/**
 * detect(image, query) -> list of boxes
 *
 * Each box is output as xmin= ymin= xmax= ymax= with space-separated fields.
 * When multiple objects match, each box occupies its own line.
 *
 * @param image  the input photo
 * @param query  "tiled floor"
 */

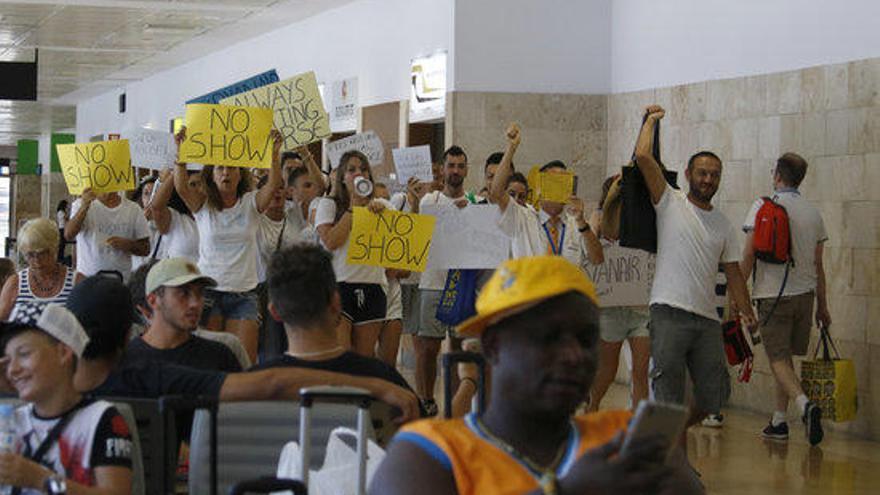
xmin=602 ymin=385 xmax=877 ymax=495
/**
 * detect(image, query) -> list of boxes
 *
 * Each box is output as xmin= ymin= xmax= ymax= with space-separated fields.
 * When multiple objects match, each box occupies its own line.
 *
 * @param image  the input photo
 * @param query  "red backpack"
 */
xmin=752 ymin=197 xmax=791 ymax=264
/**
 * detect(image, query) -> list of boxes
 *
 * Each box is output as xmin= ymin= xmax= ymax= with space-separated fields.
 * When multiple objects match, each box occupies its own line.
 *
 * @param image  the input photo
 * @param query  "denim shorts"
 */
xmin=600 ymin=306 xmax=650 ymax=343
xmin=201 ymin=288 xmax=260 ymax=322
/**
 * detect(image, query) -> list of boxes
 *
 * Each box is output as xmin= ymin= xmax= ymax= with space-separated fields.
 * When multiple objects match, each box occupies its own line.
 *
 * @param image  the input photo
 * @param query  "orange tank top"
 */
xmin=396 ymin=410 xmax=632 ymax=495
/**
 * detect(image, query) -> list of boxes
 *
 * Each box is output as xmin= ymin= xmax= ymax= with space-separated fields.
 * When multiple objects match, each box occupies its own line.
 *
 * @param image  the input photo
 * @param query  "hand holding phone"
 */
xmin=620 ymin=400 xmax=689 ymax=460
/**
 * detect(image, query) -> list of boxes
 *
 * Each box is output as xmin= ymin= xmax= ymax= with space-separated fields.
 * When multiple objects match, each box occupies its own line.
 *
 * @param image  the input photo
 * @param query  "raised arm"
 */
xmin=569 ymin=197 xmax=604 ymax=265
xmin=255 ymin=130 xmax=284 ymax=213
xmin=297 ymin=145 xmax=327 ymax=196
xmin=173 ymin=128 xmax=206 ymax=214
xmin=148 ymin=169 xmax=175 ymax=234
xmin=316 ymin=207 xmax=354 ymax=251
xmin=633 ymin=105 xmax=668 ymax=205
xmin=489 ymin=123 xmax=521 ymax=211
xmin=64 ymin=189 xmax=95 ymax=241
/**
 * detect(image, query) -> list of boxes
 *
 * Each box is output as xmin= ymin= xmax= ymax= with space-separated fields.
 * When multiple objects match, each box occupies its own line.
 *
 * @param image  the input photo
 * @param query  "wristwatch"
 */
xmin=44 ymin=474 xmax=67 ymax=495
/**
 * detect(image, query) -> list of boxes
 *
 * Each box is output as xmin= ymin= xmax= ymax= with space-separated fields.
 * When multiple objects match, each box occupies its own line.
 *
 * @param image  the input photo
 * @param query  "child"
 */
xmin=0 ymin=305 xmax=133 ymax=494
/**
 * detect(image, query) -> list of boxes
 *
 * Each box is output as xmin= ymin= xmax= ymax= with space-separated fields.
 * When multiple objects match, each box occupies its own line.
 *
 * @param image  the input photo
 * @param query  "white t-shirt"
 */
xmin=164 ymin=210 xmax=200 ymax=263
xmin=313 ymin=197 xmax=393 ymax=285
xmin=71 ymin=196 xmax=150 ymax=282
xmin=498 ymin=201 xmax=587 ymax=267
xmin=194 ymin=191 xmax=261 ymax=292
xmin=651 ymin=188 xmax=740 ymax=322
xmin=743 ymin=189 xmax=827 ymax=299
xmin=256 ymin=213 xmax=283 ymax=283
xmin=418 ymin=191 xmax=463 ymax=291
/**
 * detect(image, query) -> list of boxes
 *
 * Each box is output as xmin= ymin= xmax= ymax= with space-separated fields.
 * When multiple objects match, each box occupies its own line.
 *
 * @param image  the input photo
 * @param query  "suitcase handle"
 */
xmin=298 ymin=386 xmax=373 ymax=495
xmin=300 ymin=386 xmax=373 ymax=409
xmin=228 ymin=477 xmax=306 ymax=495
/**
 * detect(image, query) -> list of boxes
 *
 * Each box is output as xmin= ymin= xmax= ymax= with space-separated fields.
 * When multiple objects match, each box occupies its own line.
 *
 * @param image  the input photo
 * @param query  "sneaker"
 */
xmin=422 ymin=399 xmax=439 ymax=417
xmin=803 ymin=401 xmax=824 ymax=446
xmin=761 ymin=421 xmax=789 ymax=440
xmin=701 ymin=414 xmax=724 ymax=428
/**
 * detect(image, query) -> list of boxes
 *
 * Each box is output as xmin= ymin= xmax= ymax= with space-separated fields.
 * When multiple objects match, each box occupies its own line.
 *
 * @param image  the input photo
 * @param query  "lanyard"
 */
xmin=542 ymin=222 xmax=566 ymax=255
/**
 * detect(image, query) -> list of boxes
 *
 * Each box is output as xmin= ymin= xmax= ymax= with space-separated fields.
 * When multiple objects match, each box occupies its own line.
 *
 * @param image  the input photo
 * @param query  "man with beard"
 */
xmin=634 ymin=105 xmax=756 ymax=430
xmin=125 ymin=257 xmax=242 ymax=372
xmin=414 ymin=145 xmax=470 ymax=416
xmin=370 ymin=256 xmax=703 ymax=495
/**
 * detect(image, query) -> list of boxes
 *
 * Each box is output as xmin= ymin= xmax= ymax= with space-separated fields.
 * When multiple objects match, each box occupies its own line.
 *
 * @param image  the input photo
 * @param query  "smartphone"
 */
xmin=572 ymin=175 xmax=579 ymax=195
xmin=620 ymin=400 xmax=689 ymax=460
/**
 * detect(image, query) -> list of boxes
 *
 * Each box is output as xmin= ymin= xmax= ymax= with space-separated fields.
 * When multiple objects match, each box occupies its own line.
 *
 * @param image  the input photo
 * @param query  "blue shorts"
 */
xmin=202 ymin=288 xmax=260 ymax=322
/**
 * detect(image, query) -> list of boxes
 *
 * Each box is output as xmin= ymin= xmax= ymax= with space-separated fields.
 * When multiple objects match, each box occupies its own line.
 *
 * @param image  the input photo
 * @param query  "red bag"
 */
xmin=723 ymin=319 xmax=753 ymax=382
xmin=752 ymin=197 xmax=791 ymax=264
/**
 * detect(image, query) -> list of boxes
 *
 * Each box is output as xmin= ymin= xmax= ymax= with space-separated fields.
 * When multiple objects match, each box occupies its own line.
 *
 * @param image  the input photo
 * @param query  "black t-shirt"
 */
xmin=126 ymin=335 xmax=242 ymax=372
xmin=249 ymin=351 xmax=412 ymax=391
xmin=89 ymin=361 xmax=227 ymax=400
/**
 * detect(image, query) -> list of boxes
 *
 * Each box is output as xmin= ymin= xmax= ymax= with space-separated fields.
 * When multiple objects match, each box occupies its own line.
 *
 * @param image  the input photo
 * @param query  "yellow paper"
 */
xmin=526 ymin=165 xmax=541 ymax=208
xmin=539 ymin=172 xmax=575 ymax=204
xmin=220 ymin=71 xmax=331 ymax=149
xmin=347 ymin=207 xmax=436 ymax=272
xmin=57 ymin=140 xmax=136 ymax=195
xmin=179 ymin=103 xmax=274 ymax=168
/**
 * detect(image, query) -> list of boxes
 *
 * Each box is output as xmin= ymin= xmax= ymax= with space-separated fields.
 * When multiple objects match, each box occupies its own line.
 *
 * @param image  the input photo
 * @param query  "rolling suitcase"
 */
xmin=442 ymin=351 xmax=487 ymax=419
xmin=298 ymin=386 xmax=374 ymax=495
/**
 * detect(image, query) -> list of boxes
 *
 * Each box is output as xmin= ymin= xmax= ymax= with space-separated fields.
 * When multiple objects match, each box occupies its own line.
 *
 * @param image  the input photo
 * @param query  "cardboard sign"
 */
xmin=422 ymin=204 xmax=510 ymax=270
xmin=57 ymin=140 xmax=136 ymax=195
xmin=582 ymin=242 xmax=655 ymax=307
xmin=124 ymin=127 xmax=176 ymax=170
xmin=347 ymin=207 xmax=436 ymax=272
xmin=392 ymin=145 xmax=433 ymax=185
xmin=187 ymin=69 xmax=279 ymax=105
xmin=220 ymin=71 xmax=331 ymax=149
xmin=326 ymin=131 xmax=384 ymax=170
xmin=179 ymin=104 xmax=274 ymax=169
xmin=539 ymin=172 xmax=575 ymax=203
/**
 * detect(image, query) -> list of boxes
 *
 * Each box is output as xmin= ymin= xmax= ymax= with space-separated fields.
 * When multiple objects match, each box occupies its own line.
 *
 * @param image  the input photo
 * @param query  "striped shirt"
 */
xmin=10 ymin=267 xmax=76 ymax=324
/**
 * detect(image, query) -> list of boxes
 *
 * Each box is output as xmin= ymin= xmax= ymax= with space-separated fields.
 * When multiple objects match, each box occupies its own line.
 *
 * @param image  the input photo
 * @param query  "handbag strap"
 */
xmin=150 ymin=235 xmax=164 ymax=260
xmin=812 ymin=323 xmax=839 ymax=361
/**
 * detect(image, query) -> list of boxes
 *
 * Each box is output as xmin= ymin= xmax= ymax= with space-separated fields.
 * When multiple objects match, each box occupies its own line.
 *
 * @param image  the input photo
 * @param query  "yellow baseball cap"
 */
xmin=456 ymin=256 xmax=599 ymax=337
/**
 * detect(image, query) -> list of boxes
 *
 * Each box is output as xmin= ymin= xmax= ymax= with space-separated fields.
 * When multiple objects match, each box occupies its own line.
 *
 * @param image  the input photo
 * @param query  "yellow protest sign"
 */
xmin=56 ymin=140 xmax=136 ymax=195
xmin=539 ymin=171 xmax=575 ymax=204
xmin=220 ymin=71 xmax=331 ymax=149
xmin=347 ymin=207 xmax=436 ymax=272
xmin=179 ymin=104 xmax=274 ymax=168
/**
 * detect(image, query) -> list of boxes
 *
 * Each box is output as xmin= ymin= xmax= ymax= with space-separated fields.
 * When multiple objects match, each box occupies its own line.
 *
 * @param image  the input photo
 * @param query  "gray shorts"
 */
xmin=417 ymin=289 xmax=455 ymax=339
xmin=758 ymin=292 xmax=814 ymax=361
xmin=600 ymin=306 xmax=650 ymax=343
xmin=649 ymin=304 xmax=726 ymax=414
xmin=401 ymin=284 xmax=421 ymax=334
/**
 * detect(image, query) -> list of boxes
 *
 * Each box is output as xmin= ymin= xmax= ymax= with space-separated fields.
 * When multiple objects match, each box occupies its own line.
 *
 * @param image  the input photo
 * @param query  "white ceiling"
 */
xmin=0 ymin=0 xmax=355 ymax=146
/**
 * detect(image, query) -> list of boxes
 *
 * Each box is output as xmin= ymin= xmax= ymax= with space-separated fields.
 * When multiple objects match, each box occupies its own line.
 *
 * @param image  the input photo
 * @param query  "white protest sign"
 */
xmin=123 ymin=127 xmax=176 ymax=170
xmin=392 ymin=145 xmax=433 ymax=185
xmin=327 ymin=131 xmax=384 ymax=170
xmin=422 ymin=204 xmax=510 ymax=270
xmin=330 ymin=77 xmax=358 ymax=132
xmin=581 ymin=242 xmax=655 ymax=307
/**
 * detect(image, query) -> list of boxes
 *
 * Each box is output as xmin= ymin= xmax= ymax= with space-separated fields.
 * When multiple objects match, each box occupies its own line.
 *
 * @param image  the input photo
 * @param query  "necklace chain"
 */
xmin=285 ymin=346 xmax=344 ymax=359
xmin=474 ymin=416 xmax=568 ymax=477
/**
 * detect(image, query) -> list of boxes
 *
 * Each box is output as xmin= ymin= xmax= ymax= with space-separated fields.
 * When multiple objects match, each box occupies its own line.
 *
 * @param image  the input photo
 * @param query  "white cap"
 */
xmin=37 ymin=304 xmax=91 ymax=358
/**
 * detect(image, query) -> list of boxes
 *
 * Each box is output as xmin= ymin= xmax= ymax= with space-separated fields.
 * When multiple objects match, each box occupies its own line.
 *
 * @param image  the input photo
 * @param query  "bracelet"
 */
xmin=578 ymin=223 xmax=591 ymax=233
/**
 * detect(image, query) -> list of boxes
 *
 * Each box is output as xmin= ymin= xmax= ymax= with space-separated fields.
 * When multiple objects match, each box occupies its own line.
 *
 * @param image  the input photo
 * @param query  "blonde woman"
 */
xmin=0 ymin=218 xmax=77 ymax=323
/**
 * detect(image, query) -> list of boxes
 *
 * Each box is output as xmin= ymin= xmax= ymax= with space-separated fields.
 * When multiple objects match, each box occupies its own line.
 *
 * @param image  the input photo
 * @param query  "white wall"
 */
xmin=77 ymin=0 xmax=452 ymax=141
xmin=453 ymin=0 xmax=612 ymax=94
xmin=611 ymin=0 xmax=880 ymax=92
